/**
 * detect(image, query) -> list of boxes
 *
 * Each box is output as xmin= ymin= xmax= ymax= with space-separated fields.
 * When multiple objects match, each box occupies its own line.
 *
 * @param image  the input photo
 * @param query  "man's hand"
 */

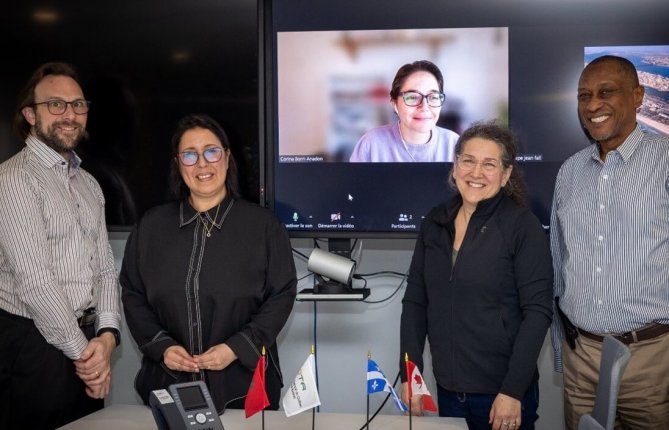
xmin=194 ymin=343 xmax=237 ymax=371
xmin=74 ymin=332 xmax=115 ymax=381
xmin=401 ymin=381 xmax=424 ymax=416
xmin=85 ymin=373 xmax=111 ymax=399
xmin=163 ymin=345 xmax=200 ymax=372
xmin=74 ymin=332 xmax=116 ymax=398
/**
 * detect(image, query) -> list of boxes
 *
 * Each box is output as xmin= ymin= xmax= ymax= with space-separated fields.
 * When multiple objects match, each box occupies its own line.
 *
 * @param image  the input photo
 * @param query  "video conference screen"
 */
xmin=263 ymin=0 xmax=669 ymax=238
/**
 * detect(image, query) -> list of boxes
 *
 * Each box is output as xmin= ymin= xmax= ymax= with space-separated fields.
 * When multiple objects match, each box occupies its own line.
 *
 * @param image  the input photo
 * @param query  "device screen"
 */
xmin=176 ymin=385 xmax=208 ymax=411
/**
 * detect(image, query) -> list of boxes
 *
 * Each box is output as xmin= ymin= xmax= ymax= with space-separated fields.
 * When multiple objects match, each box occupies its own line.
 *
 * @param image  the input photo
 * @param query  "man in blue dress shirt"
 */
xmin=550 ymin=55 xmax=669 ymax=429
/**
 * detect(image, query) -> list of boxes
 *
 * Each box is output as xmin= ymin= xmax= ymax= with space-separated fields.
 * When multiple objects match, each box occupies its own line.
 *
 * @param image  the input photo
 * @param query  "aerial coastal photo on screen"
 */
xmin=586 ymin=45 xmax=669 ymax=138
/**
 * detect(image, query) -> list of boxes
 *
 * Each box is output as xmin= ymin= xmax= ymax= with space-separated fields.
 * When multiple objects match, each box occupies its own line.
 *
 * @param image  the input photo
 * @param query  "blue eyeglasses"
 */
xmin=177 ymin=147 xmax=225 ymax=166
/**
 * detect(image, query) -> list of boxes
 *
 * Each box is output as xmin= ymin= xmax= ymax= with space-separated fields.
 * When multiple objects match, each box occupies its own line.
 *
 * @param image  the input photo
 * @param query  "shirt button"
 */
xmin=602 ymin=174 xmax=608 ymax=180
xmin=599 ymin=204 xmax=605 ymax=210
xmin=598 ymin=235 xmax=603 ymax=241
xmin=596 ymin=267 xmax=601 ymax=273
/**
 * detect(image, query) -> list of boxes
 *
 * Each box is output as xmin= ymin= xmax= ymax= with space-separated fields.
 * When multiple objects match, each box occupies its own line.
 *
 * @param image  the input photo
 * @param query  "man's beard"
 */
xmin=34 ymin=116 xmax=89 ymax=154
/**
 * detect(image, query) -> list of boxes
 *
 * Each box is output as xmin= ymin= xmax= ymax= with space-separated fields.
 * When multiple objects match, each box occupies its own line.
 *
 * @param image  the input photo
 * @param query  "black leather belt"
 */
xmin=77 ymin=308 xmax=97 ymax=327
xmin=577 ymin=323 xmax=669 ymax=345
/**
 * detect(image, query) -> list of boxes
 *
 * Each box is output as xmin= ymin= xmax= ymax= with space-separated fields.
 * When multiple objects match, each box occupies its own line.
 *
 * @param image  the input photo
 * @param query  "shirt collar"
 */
xmin=179 ymin=194 xmax=234 ymax=228
xmin=25 ymin=134 xmax=82 ymax=170
xmin=590 ymin=125 xmax=644 ymax=164
xmin=432 ymin=190 xmax=505 ymax=226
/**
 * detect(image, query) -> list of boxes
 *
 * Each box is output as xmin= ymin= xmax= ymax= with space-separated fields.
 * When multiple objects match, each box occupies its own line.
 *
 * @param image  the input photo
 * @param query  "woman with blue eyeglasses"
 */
xmin=120 ymin=114 xmax=296 ymax=414
xmin=399 ymin=122 xmax=552 ymax=430
xmin=349 ymin=60 xmax=459 ymax=162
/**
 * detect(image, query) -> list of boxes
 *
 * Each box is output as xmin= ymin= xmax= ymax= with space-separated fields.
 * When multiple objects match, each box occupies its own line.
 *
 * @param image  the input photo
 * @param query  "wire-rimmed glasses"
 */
xmin=456 ymin=155 xmax=503 ymax=173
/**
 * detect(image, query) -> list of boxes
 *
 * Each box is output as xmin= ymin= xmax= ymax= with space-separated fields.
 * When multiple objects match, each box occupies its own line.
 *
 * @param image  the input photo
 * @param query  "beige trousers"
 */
xmin=562 ymin=331 xmax=669 ymax=430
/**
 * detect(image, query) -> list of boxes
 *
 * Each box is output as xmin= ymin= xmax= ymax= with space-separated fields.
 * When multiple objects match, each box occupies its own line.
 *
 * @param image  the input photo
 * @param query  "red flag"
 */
xmin=245 ymin=353 xmax=270 ymax=418
xmin=405 ymin=358 xmax=438 ymax=412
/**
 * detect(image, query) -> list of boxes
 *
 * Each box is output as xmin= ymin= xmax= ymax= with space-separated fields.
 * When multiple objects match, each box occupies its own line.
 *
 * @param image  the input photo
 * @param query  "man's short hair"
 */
xmin=13 ymin=62 xmax=81 ymax=140
xmin=584 ymin=55 xmax=640 ymax=87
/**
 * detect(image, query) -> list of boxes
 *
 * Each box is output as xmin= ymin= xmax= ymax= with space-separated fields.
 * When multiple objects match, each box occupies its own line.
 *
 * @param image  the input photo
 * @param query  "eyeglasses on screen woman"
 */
xmin=456 ymin=155 xmax=503 ymax=173
xmin=177 ymin=147 xmax=225 ymax=166
xmin=33 ymin=99 xmax=91 ymax=115
xmin=399 ymin=91 xmax=445 ymax=107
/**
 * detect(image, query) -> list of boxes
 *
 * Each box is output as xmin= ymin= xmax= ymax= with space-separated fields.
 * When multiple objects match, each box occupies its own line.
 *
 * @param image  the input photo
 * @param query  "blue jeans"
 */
xmin=437 ymin=381 xmax=539 ymax=430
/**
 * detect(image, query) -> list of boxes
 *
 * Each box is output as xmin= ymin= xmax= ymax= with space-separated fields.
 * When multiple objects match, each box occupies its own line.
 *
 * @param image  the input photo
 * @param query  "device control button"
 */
xmin=195 ymin=413 xmax=207 ymax=424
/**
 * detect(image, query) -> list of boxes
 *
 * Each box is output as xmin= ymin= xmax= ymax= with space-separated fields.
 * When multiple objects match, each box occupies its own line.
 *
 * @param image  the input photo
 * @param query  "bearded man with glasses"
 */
xmin=0 ymin=62 xmax=121 ymax=428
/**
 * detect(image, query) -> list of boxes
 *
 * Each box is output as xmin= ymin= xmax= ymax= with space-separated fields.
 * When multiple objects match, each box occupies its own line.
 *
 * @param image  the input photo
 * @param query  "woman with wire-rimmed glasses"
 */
xmin=400 ymin=122 xmax=552 ymax=429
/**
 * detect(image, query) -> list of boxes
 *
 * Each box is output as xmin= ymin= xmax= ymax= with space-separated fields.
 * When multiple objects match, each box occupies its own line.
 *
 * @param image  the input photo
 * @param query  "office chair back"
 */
xmin=578 ymin=336 xmax=631 ymax=430
xmin=578 ymin=414 xmax=605 ymax=430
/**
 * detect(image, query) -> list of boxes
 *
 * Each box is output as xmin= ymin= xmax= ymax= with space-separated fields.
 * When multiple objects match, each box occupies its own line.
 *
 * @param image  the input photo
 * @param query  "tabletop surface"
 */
xmin=58 ymin=404 xmax=468 ymax=430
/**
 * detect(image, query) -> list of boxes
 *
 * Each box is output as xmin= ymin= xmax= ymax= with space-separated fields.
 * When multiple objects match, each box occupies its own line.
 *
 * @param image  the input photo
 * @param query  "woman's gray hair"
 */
xmin=449 ymin=120 xmax=527 ymax=206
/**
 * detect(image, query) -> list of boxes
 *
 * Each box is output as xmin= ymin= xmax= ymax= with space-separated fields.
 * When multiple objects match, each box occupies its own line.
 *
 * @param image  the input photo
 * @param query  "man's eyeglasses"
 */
xmin=456 ymin=155 xmax=503 ymax=173
xmin=177 ymin=147 xmax=225 ymax=166
xmin=399 ymin=91 xmax=445 ymax=107
xmin=33 ymin=99 xmax=91 ymax=115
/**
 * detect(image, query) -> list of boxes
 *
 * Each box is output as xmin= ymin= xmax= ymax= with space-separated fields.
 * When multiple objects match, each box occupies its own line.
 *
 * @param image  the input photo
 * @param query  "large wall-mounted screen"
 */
xmin=262 ymin=0 xmax=669 ymax=238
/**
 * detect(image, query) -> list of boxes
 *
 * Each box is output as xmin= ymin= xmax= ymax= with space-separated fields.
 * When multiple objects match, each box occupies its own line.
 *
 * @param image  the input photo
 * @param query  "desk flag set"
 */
xmin=367 ymin=357 xmax=408 ymax=412
xmin=405 ymin=355 xmax=437 ymax=412
xmin=282 ymin=349 xmax=321 ymax=417
xmin=245 ymin=347 xmax=270 ymax=418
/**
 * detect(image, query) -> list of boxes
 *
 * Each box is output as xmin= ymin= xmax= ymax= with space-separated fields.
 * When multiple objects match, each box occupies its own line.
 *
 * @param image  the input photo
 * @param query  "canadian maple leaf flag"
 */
xmin=405 ymin=359 xmax=437 ymax=412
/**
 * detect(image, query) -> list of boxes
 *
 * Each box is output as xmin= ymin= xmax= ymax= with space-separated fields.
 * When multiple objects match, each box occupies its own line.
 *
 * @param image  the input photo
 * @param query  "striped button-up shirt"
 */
xmin=0 ymin=135 xmax=120 ymax=360
xmin=550 ymin=125 xmax=669 ymax=371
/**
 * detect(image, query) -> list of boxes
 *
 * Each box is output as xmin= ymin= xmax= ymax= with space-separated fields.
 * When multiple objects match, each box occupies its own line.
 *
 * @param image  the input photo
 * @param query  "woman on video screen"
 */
xmin=349 ymin=60 xmax=459 ymax=162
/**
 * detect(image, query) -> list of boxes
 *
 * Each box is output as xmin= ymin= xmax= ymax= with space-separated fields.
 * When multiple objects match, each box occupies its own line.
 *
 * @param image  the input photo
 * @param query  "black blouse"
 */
xmin=120 ymin=196 xmax=297 ymax=412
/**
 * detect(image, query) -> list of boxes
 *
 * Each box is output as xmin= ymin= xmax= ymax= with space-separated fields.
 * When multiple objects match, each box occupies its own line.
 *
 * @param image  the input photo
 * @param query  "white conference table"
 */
xmin=58 ymin=404 xmax=467 ymax=429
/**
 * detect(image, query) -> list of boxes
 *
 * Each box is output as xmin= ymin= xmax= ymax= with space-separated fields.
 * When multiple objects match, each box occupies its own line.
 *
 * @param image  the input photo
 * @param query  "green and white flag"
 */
xmin=282 ymin=353 xmax=321 ymax=417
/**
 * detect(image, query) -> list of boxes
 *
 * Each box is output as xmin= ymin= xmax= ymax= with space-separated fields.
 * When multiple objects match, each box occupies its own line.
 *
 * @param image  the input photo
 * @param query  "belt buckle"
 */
xmin=78 ymin=308 xmax=97 ymax=327
xmin=617 ymin=332 xmax=634 ymax=345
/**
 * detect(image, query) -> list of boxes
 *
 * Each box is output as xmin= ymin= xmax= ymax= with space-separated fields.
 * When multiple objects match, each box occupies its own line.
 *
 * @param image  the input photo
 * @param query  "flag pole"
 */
xmin=262 ymin=346 xmax=266 ymax=430
xmin=366 ymin=350 xmax=371 ymax=430
xmin=312 ymin=344 xmax=316 ymax=430
xmin=405 ymin=353 xmax=412 ymax=430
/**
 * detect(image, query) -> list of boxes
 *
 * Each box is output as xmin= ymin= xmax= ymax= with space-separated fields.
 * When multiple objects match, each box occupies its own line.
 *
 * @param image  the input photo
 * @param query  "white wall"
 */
xmin=107 ymin=235 xmax=564 ymax=429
